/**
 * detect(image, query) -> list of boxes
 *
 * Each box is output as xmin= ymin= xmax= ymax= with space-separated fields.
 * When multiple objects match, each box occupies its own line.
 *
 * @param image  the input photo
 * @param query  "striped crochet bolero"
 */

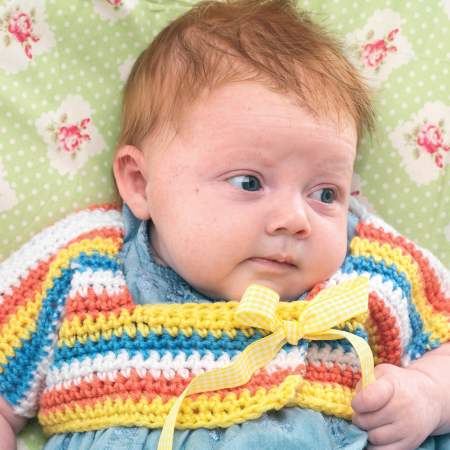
xmin=0 ymin=204 xmax=448 ymax=435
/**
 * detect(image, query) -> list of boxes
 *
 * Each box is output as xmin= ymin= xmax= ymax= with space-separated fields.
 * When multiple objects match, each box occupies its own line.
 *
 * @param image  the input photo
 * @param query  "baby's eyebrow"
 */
xmin=311 ymin=159 xmax=354 ymax=177
xmin=212 ymin=144 xmax=276 ymax=167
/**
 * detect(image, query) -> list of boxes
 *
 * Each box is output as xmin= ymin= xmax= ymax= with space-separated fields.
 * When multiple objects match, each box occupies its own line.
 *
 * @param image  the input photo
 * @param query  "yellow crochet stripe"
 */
xmin=58 ymin=302 xmax=242 ymax=346
xmin=58 ymin=301 xmax=367 ymax=348
xmin=39 ymin=376 xmax=301 ymax=434
xmin=0 ymin=237 xmax=120 ymax=370
xmin=0 ymin=302 xmax=40 ymax=367
xmin=295 ymin=379 xmax=354 ymax=420
xmin=351 ymin=237 xmax=449 ymax=343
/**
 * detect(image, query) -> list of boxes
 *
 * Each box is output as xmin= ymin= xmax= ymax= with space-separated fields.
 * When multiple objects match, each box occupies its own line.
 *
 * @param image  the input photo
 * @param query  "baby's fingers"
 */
xmin=366 ymin=424 xmax=406 ymax=450
xmin=367 ymin=442 xmax=405 ymax=450
xmin=352 ymin=377 xmax=394 ymax=414
xmin=352 ymin=410 xmax=392 ymax=431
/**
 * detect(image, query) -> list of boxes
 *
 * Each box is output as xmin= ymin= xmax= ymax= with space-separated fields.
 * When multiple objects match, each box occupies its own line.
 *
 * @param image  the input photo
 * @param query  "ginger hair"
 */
xmin=118 ymin=0 xmax=374 ymax=149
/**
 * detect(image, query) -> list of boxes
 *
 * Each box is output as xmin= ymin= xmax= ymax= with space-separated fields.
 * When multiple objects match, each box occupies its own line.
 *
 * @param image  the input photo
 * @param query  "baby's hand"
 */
xmin=351 ymin=364 xmax=441 ymax=450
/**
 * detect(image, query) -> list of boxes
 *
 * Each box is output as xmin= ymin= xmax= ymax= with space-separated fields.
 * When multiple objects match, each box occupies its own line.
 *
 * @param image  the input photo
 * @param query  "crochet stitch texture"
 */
xmin=0 ymin=204 xmax=448 ymax=434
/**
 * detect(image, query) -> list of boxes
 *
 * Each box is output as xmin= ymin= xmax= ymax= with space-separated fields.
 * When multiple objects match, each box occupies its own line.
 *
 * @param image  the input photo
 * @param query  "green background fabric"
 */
xmin=0 ymin=0 xmax=448 ymax=448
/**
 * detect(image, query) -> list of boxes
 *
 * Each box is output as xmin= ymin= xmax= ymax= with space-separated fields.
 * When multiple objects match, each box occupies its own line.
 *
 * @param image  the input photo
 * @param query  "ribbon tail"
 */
xmin=337 ymin=330 xmax=375 ymax=387
xmin=307 ymin=329 xmax=375 ymax=388
xmin=157 ymin=385 xmax=190 ymax=450
xmin=157 ymin=329 xmax=287 ymax=450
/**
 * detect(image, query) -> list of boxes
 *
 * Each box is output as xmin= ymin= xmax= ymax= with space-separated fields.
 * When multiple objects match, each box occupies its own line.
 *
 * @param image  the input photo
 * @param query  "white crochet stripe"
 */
xmin=349 ymin=197 xmax=370 ymax=221
xmin=325 ymin=270 xmax=362 ymax=290
xmin=0 ymin=208 xmax=123 ymax=301
xmin=69 ymin=267 xmax=127 ymax=299
xmin=363 ymin=211 xmax=402 ymax=237
xmin=328 ymin=270 xmax=411 ymax=354
xmin=265 ymin=346 xmax=307 ymax=375
xmin=44 ymin=347 xmax=307 ymax=391
xmin=306 ymin=342 xmax=360 ymax=370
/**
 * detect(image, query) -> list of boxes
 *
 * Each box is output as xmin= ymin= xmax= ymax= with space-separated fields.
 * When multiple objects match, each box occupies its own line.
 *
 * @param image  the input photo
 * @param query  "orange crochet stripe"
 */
xmin=0 ymin=226 xmax=124 ymax=328
xmin=304 ymin=360 xmax=360 ymax=389
xmin=305 ymin=282 xmax=327 ymax=300
xmin=367 ymin=291 xmax=402 ymax=365
xmin=356 ymin=222 xmax=449 ymax=314
xmin=0 ymin=257 xmax=52 ymax=328
xmin=65 ymin=288 xmax=135 ymax=320
xmin=41 ymin=365 xmax=306 ymax=410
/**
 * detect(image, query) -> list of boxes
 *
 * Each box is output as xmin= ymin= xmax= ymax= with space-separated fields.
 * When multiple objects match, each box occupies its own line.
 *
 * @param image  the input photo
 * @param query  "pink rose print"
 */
xmin=49 ymin=116 xmax=92 ymax=157
xmin=409 ymin=121 xmax=450 ymax=169
xmin=361 ymin=28 xmax=399 ymax=70
xmin=3 ymin=8 xmax=40 ymax=59
xmin=417 ymin=124 xmax=446 ymax=154
xmin=106 ymin=0 xmax=123 ymax=9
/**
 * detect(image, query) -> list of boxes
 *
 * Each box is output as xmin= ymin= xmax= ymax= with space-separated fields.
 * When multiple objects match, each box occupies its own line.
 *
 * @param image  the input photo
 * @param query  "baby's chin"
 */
xmin=248 ymin=279 xmax=309 ymax=301
xmin=198 ymin=279 xmax=319 ymax=302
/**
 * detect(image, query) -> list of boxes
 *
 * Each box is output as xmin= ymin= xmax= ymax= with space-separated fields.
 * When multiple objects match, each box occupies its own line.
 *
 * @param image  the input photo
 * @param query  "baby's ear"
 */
xmin=113 ymin=145 xmax=151 ymax=220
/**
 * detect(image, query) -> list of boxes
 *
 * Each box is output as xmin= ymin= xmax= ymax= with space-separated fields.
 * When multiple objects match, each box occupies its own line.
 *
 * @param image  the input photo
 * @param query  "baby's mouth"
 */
xmin=248 ymin=255 xmax=298 ymax=269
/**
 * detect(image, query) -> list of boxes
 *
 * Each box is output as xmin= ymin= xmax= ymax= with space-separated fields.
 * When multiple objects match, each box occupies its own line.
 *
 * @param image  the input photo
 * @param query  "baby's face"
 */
xmin=143 ymin=82 xmax=357 ymax=300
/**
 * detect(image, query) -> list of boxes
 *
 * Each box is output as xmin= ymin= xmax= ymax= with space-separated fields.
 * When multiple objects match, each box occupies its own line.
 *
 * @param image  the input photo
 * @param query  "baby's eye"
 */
xmin=310 ymin=187 xmax=337 ymax=204
xmin=227 ymin=175 xmax=262 ymax=191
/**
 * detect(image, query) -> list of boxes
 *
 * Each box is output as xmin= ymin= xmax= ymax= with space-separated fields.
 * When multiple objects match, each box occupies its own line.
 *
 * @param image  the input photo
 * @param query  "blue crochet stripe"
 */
xmin=0 ymin=252 xmax=119 ymax=407
xmin=53 ymin=329 xmax=273 ymax=366
xmin=341 ymin=255 xmax=412 ymax=297
xmin=53 ymin=334 xmax=308 ymax=369
xmin=341 ymin=255 xmax=436 ymax=358
xmin=75 ymin=251 xmax=123 ymax=273
xmin=0 ymin=267 xmax=71 ymax=406
xmin=308 ymin=325 xmax=368 ymax=354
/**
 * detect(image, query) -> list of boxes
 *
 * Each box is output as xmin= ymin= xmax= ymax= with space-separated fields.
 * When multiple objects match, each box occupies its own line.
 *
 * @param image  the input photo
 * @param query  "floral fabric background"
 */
xmin=0 ymin=0 xmax=448 ymax=448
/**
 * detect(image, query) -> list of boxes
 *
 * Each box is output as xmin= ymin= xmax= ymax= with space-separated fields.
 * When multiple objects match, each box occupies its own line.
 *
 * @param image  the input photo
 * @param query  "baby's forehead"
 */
xmin=176 ymin=82 xmax=358 ymax=147
xmin=142 ymin=82 xmax=357 ymax=173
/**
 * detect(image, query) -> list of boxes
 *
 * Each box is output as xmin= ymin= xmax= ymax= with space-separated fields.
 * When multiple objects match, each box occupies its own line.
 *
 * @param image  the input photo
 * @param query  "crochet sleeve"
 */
xmin=0 ymin=205 xmax=123 ymax=417
xmin=348 ymin=212 xmax=450 ymax=367
xmin=294 ymin=211 xmax=449 ymax=419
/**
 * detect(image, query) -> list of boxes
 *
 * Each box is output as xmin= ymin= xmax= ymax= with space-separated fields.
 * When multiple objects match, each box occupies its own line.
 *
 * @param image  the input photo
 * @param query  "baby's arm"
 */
xmin=0 ymin=396 xmax=27 ymax=450
xmin=352 ymin=342 xmax=450 ymax=450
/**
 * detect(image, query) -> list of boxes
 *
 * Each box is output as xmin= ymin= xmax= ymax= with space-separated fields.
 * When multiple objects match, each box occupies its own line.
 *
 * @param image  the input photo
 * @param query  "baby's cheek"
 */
xmin=317 ymin=225 xmax=347 ymax=275
xmin=168 ymin=236 xmax=229 ymax=286
xmin=336 ymin=229 xmax=348 ymax=262
xmin=334 ymin=227 xmax=348 ymax=260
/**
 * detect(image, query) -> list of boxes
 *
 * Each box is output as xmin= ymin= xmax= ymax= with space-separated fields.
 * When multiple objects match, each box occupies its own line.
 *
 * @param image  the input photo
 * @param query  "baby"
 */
xmin=0 ymin=1 xmax=449 ymax=450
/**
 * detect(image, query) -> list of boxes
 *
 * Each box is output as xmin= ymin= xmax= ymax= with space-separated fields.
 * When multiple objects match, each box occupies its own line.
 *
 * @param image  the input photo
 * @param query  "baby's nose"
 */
xmin=265 ymin=192 xmax=311 ymax=238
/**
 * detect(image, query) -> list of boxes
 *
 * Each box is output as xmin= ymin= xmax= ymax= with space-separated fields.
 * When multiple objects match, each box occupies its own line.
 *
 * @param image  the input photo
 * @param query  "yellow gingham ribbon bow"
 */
xmin=157 ymin=276 xmax=374 ymax=450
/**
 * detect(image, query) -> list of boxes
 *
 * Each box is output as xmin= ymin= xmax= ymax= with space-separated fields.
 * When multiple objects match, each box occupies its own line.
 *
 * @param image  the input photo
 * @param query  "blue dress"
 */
xmin=43 ymin=206 xmax=449 ymax=450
